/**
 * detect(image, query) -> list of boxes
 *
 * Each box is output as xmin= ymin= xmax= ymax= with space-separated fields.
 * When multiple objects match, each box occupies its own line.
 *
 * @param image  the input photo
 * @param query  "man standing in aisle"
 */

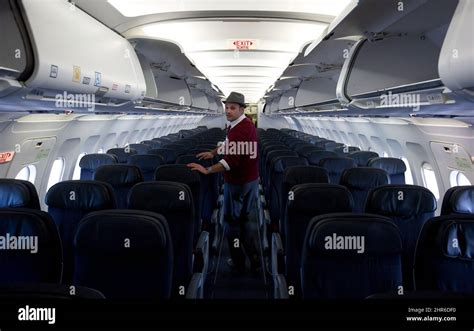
xmin=187 ymin=91 xmax=259 ymax=274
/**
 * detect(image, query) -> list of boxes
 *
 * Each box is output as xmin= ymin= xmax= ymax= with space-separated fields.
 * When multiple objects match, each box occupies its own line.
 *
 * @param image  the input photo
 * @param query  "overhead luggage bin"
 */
xmin=438 ymin=0 xmax=474 ymax=102
xmin=19 ymin=0 xmax=146 ymax=107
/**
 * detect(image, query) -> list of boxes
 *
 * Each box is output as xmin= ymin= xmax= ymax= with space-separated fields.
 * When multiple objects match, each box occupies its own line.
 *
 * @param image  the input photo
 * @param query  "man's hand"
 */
xmin=196 ymin=151 xmax=214 ymax=160
xmin=187 ymin=163 xmax=209 ymax=175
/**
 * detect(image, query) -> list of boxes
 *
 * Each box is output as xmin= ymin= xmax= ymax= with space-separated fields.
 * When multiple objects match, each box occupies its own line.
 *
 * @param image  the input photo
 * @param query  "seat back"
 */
xmin=334 ymin=146 xmax=360 ymax=156
xmin=415 ymin=215 xmax=474 ymax=293
xmin=340 ymin=167 xmax=390 ymax=212
xmin=128 ymin=182 xmax=194 ymax=293
xmin=305 ymin=151 xmax=337 ymax=166
xmin=441 ymin=185 xmax=474 ymax=216
xmin=280 ymin=166 xmax=329 ymax=226
xmin=296 ymin=146 xmax=324 ymax=159
xmin=154 ymin=165 xmax=201 ymax=244
xmin=176 ymin=155 xmax=216 ymax=230
xmin=319 ymin=157 xmax=357 ymax=184
xmin=349 ymin=151 xmax=379 ymax=166
xmin=284 ymin=184 xmax=353 ymax=295
xmin=141 ymin=140 xmax=163 ymax=149
xmin=148 ymin=148 xmax=177 ymax=164
xmin=301 ymin=213 xmax=403 ymax=298
xmin=107 ymin=147 xmax=137 ymax=163
xmin=264 ymin=150 xmax=297 ymax=195
xmin=127 ymin=154 xmax=165 ymax=181
xmin=268 ymin=156 xmax=308 ymax=223
xmin=368 ymin=157 xmax=407 ymax=184
xmin=73 ymin=210 xmax=173 ymax=299
xmin=0 ymin=209 xmax=62 ymax=283
xmin=324 ymin=142 xmax=344 ymax=151
xmin=45 ymin=180 xmax=116 ymax=283
xmin=365 ymin=185 xmax=437 ymax=289
xmin=128 ymin=143 xmax=152 ymax=155
xmin=0 ymin=179 xmax=40 ymax=209
xmin=79 ymin=154 xmax=117 ymax=180
xmin=93 ymin=165 xmax=143 ymax=208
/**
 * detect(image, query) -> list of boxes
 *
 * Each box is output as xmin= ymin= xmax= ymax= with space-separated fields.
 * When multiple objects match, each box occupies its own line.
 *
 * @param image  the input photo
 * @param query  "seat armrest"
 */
xmin=271 ymin=232 xmax=285 ymax=276
xmin=274 ymin=274 xmax=289 ymax=299
xmin=186 ymin=273 xmax=204 ymax=299
xmin=193 ymin=231 xmax=210 ymax=276
xmin=263 ymin=209 xmax=271 ymax=225
xmin=211 ymin=209 xmax=219 ymax=224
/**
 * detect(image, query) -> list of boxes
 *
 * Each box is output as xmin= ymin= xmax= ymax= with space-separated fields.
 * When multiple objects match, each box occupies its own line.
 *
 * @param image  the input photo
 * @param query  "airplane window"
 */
xmin=46 ymin=157 xmax=65 ymax=191
xmin=421 ymin=162 xmax=440 ymax=200
xmin=72 ymin=153 xmax=87 ymax=180
xmin=15 ymin=165 xmax=37 ymax=184
xmin=450 ymin=170 xmax=472 ymax=187
xmin=400 ymin=157 xmax=414 ymax=185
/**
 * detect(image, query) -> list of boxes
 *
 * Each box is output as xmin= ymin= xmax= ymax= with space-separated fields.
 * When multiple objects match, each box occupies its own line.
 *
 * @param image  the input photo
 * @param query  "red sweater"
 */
xmin=221 ymin=117 xmax=259 ymax=185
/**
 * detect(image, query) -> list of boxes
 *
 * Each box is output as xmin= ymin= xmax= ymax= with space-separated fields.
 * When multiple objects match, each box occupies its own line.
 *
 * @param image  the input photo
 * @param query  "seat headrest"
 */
xmin=334 ymin=146 xmax=360 ymax=155
xmin=75 ymin=210 xmax=170 ymax=253
xmin=128 ymin=181 xmax=192 ymax=212
xmin=106 ymin=148 xmax=137 ymax=163
xmin=128 ymin=144 xmax=151 ymax=154
xmin=154 ymin=164 xmax=200 ymax=185
xmin=298 ymin=147 xmax=325 ymax=157
xmin=324 ymin=142 xmax=345 ymax=151
xmin=442 ymin=186 xmax=474 ymax=215
xmin=79 ymin=154 xmax=117 ymax=170
xmin=147 ymin=148 xmax=177 ymax=163
xmin=45 ymin=180 xmax=115 ymax=209
xmin=94 ymin=165 xmax=143 ymax=186
xmin=283 ymin=166 xmax=329 ymax=187
xmin=127 ymin=154 xmax=165 ymax=171
xmin=365 ymin=185 xmax=437 ymax=217
xmin=307 ymin=213 xmax=402 ymax=256
xmin=175 ymin=155 xmax=212 ymax=167
xmin=436 ymin=216 xmax=474 ymax=259
xmin=287 ymin=183 xmax=353 ymax=214
xmin=266 ymin=150 xmax=295 ymax=162
xmin=319 ymin=157 xmax=357 ymax=173
xmin=0 ymin=179 xmax=40 ymax=209
xmin=368 ymin=157 xmax=407 ymax=175
xmin=272 ymin=156 xmax=308 ymax=173
xmin=340 ymin=167 xmax=390 ymax=190
xmin=349 ymin=151 xmax=379 ymax=166
xmin=306 ymin=151 xmax=337 ymax=165
xmin=141 ymin=140 xmax=162 ymax=149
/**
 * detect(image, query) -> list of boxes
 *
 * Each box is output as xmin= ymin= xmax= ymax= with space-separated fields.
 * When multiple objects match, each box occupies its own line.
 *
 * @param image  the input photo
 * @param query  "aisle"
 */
xmin=206 ymin=210 xmax=270 ymax=299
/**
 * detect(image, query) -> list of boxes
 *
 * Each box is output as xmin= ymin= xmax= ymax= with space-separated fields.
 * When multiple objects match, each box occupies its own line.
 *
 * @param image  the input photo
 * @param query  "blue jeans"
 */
xmin=223 ymin=179 xmax=259 ymax=268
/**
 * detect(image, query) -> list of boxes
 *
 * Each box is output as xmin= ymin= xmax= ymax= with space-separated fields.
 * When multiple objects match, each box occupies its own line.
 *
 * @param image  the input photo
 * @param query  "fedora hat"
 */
xmin=223 ymin=91 xmax=246 ymax=107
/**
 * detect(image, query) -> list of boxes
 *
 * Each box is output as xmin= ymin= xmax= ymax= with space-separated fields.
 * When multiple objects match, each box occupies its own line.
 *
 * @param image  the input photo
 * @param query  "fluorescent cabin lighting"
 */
xmin=118 ymin=1 xmax=354 ymax=103
xmin=109 ymin=0 xmax=355 ymax=18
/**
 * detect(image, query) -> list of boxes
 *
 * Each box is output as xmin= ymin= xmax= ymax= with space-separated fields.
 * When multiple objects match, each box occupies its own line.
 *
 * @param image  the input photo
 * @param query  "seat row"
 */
xmin=0 ymin=127 xmax=229 ymax=299
xmin=274 ymin=184 xmax=474 ymax=299
xmin=258 ymin=128 xmax=474 ymax=299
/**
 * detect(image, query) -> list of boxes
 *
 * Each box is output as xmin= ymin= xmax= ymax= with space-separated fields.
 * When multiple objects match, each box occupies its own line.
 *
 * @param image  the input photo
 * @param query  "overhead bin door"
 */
xmin=0 ymin=0 xmax=33 ymax=81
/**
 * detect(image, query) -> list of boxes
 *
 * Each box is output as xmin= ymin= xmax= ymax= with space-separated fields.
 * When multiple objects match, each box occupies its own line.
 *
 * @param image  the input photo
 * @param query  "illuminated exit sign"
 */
xmin=228 ymin=39 xmax=259 ymax=50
